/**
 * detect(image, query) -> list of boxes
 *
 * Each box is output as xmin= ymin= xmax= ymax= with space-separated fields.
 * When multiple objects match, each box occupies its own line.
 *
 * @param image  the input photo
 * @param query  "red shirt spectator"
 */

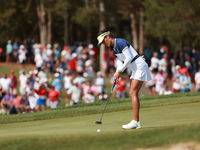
xmin=48 ymin=89 xmax=60 ymax=102
xmin=8 ymin=70 xmax=18 ymax=89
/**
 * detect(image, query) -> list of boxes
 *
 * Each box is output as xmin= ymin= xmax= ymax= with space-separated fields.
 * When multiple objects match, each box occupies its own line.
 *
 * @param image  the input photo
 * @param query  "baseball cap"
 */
xmin=10 ymin=70 xmax=14 ymax=74
xmin=97 ymin=31 xmax=110 ymax=45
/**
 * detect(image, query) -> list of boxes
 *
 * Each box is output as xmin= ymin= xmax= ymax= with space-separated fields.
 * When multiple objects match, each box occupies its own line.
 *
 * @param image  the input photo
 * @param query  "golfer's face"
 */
xmin=102 ymin=36 xmax=111 ymax=47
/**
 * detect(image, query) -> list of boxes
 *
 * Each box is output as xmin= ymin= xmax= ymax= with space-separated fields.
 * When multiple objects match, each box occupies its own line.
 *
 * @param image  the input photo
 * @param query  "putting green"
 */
xmin=0 ymin=102 xmax=200 ymax=139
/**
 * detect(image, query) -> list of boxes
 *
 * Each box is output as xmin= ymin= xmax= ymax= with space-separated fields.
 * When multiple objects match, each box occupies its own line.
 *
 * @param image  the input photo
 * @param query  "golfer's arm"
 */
xmin=117 ymin=48 xmax=132 ymax=72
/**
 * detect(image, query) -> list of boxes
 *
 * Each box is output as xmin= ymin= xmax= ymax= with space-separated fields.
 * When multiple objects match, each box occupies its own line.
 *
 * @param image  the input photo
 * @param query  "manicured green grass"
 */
xmin=0 ymin=102 xmax=200 ymax=150
xmin=1 ymin=65 xmax=200 ymax=149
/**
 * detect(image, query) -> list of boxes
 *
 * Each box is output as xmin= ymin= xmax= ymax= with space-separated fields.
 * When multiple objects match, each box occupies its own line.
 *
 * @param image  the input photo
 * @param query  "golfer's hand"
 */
xmin=113 ymin=71 xmax=121 ymax=83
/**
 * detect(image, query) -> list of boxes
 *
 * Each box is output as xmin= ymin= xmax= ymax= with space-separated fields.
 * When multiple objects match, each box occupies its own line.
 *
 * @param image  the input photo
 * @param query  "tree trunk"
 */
xmin=129 ymin=4 xmax=138 ymax=51
xmin=47 ymin=10 xmax=52 ymax=44
xmin=99 ymin=1 xmax=106 ymax=76
xmin=64 ymin=9 xmax=68 ymax=45
xmin=85 ymin=0 xmax=92 ymax=43
xmin=139 ymin=7 xmax=144 ymax=55
xmin=36 ymin=0 xmax=47 ymax=45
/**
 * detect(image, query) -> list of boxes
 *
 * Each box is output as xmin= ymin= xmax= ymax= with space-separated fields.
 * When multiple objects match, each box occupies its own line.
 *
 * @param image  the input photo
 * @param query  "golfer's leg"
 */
xmin=129 ymin=79 xmax=143 ymax=121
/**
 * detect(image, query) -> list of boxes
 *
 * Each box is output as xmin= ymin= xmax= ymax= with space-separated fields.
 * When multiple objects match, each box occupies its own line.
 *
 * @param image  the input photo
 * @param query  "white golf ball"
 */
xmin=97 ymin=129 xmax=101 ymax=133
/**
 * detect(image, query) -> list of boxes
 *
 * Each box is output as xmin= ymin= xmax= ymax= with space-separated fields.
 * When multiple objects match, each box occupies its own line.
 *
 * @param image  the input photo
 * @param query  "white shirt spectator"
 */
xmin=0 ymin=77 xmax=12 ymax=91
xmin=19 ymin=73 xmax=28 ymax=95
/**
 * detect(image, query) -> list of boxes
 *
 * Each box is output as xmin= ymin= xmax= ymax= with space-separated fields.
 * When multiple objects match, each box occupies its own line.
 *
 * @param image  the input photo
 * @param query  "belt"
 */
xmin=130 ymin=55 xmax=140 ymax=63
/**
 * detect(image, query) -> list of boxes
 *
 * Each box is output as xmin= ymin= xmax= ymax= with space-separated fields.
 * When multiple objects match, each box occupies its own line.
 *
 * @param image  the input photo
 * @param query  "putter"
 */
xmin=95 ymin=79 xmax=117 ymax=124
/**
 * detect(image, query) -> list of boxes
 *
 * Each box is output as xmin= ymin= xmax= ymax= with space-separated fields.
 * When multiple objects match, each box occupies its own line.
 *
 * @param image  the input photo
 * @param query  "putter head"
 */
xmin=95 ymin=121 xmax=102 ymax=124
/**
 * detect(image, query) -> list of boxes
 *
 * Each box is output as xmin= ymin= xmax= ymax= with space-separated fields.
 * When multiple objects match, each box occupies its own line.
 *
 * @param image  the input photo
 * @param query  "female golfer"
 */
xmin=97 ymin=30 xmax=151 ymax=129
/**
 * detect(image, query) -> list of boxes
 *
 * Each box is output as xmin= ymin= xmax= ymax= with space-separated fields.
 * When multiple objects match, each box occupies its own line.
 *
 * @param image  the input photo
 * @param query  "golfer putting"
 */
xmin=97 ymin=30 xmax=151 ymax=129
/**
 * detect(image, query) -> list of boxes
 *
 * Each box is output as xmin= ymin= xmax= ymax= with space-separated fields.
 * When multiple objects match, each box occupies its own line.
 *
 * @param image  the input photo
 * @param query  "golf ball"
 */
xmin=97 ymin=129 xmax=101 ymax=133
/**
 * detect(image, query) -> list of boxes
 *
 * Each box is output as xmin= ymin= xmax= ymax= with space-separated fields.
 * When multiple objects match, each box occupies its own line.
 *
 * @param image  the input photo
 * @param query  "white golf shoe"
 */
xmin=122 ymin=120 xmax=142 ymax=130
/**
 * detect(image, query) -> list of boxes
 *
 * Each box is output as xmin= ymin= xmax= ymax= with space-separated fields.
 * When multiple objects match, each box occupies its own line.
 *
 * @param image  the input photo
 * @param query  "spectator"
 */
xmin=67 ymin=80 xmax=82 ymax=106
xmin=28 ymin=90 xmax=38 ymax=112
xmin=83 ymin=80 xmax=99 ymax=103
xmin=63 ymin=70 xmax=73 ymax=107
xmin=11 ymin=93 xmax=24 ymax=114
xmin=158 ymin=54 xmax=168 ymax=74
xmin=94 ymin=71 xmax=106 ymax=101
xmin=143 ymin=45 xmax=152 ymax=66
xmin=48 ymin=85 xmax=60 ymax=109
xmin=115 ymin=76 xmax=127 ymax=99
xmin=179 ymin=72 xmax=192 ymax=93
xmin=159 ymin=83 xmax=172 ymax=95
xmin=194 ymin=67 xmax=200 ymax=91
xmin=52 ymin=73 xmax=62 ymax=92
xmin=154 ymin=69 xmax=166 ymax=94
xmin=6 ymin=40 xmax=13 ymax=63
xmin=0 ymin=73 xmax=12 ymax=93
xmin=151 ymin=52 xmax=159 ymax=73
xmin=19 ymin=69 xmax=28 ymax=95
xmin=145 ymin=67 xmax=156 ymax=95
xmin=8 ymin=70 xmax=18 ymax=95
xmin=13 ymin=39 xmax=19 ymax=61
xmin=35 ymin=82 xmax=47 ymax=112
xmin=171 ymin=65 xmax=181 ymax=93
xmin=34 ymin=48 xmax=44 ymax=71
xmin=22 ymin=91 xmax=30 ymax=113
xmin=0 ymin=90 xmax=13 ymax=114
xmin=18 ymin=45 xmax=28 ymax=68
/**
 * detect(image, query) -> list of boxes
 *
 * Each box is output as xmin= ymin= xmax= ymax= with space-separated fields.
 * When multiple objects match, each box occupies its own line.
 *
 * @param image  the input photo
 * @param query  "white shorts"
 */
xmin=129 ymin=57 xmax=152 ymax=81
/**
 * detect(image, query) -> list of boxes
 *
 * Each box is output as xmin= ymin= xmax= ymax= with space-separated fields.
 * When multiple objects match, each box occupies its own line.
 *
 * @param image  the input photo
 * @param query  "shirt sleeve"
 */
xmin=117 ymin=48 xmax=133 ymax=72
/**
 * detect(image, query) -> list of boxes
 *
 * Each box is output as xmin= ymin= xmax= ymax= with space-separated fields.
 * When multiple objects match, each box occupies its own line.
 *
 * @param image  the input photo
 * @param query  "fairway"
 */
xmin=0 ymin=102 xmax=200 ymax=150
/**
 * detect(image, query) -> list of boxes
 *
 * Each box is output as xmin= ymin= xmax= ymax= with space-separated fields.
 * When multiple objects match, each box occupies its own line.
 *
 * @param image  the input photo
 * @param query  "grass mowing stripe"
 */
xmin=1 ymin=92 xmax=200 ymax=124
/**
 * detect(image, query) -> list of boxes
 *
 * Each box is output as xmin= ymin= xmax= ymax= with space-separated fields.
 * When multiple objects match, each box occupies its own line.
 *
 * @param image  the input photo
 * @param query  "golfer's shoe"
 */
xmin=122 ymin=120 xmax=142 ymax=130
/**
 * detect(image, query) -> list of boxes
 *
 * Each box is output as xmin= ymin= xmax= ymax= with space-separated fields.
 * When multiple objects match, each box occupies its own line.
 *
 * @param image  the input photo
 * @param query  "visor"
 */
xmin=97 ymin=31 xmax=110 ymax=45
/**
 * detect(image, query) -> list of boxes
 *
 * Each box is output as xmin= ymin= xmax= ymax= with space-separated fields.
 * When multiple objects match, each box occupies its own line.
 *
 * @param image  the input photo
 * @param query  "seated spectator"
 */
xmin=171 ymin=65 xmax=181 ymax=93
xmin=159 ymin=83 xmax=172 ymax=95
xmin=28 ymin=90 xmax=38 ymax=112
xmin=194 ymin=67 xmax=200 ymax=92
xmin=0 ymin=73 xmax=12 ymax=93
xmin=116 ymin=77 xmax=127 ymax=99
xmin=22 ymin=91 xmax=30 ymax=113
xmin=10 ymin=93 xmax=24 ymax=114
xmin=83 ymin=80 xmax=99 ymax=103
xmin=179 ymin=72 xmax=192 ymax=93
xmin=48 ymin=85 xmax=60 ymax=109
xmin=67 ymin=80 xmax=82 ymax=106
xmin=0 ymin=90 xmax=13 ymax=114
xmin=0 ymin=86 xmax=5 ymax=112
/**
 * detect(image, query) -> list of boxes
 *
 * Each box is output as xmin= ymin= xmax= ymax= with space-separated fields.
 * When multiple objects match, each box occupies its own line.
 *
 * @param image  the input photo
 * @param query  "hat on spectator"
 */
xmin=20 ymin=45 xmax=25 ymax=49
xmin=54 ymin=73 xmax=59 ymax=78
xmin=35 ymin=77 xmax=40 ymax=82
xmin=43 ymin=78 xmax=48 ymax=83
xmin=88 ymin=44 xmax=93 ymax=49
xmin=85 ymin=60 xmax=92 ymax=67
xmin=72 ymin=53 xmax=78 ymax=58
xmin=175 ymin=65 xmax=180 ymax=70
xmin=21 ymin=69 xmax=25 ymax=73
xmin=33 ymin=70 xmax=38 ymax=74
xmin=47 ymin=44 xmax=51 ymax=49
xmin=29 ymin=71 xmax=33 ymax=75
xmin=97 ymin=71 xmax=102 ymax=76
xmin=10 ymin=70 xmax=14 ymax=74
xmin=65 ymin=70 xmax=70 ymax=74
xmin=89 ymin=50 xmax=95 ymax=56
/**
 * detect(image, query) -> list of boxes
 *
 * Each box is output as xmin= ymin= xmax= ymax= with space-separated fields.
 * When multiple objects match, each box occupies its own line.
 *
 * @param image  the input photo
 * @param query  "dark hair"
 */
xmin=97 ymin=30 xmax=113 ymax=38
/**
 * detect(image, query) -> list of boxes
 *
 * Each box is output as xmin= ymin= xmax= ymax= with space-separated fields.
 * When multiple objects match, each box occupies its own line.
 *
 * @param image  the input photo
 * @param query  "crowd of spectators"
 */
xmin=0 ymin=39 xmax=114 ymax=115
xmin=1 ymin=39 xmax=200 ymax=114
xmin=144 ymin=45 xmax=200 ymax=96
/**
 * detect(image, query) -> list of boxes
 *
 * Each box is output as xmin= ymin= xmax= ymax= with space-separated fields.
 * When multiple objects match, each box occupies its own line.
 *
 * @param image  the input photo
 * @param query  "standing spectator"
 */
xmin=67 ymin=80 xmax=82 ymax=106
xmin=171 ymin=65 xmax=181 ymax=93
xmin=63 ymin=70 xmax=73 ymax=107
xmin=52 ymin=73 xmax=62 ymax=93
xmin=48 ymin=85 xmax=60 ymax=109
xmin=94 ymin=71 xmax=106 ymax=101
xmin=115 ymin=76 xmax=127 ymax=99
xmin=13 ymin=39 xmax=19 ymax=61
xmin=143 ymin=45 xmax=152 ymax=66
xmin=0 ymin=73 xmax=12 ymax=93
xmin=151 ymin=52 xmax=159 ymax=73
xmin=35 ymin=82 xmax=47 ymax=111
xmin=6 ymin=40 xmax=13 ymax=63
xmin=0 ymin=90 xmax=13 ymax=114
xmin=19 ymin=69 xmax=28 ymax=95
xmin=145 ymin=67 xmax=156 ymax=95
xmin=34 ymin=48 xmax=44 ymax=71
xmin=18 ymin=45 xmax=28 ymax=69
xmin=0 ymin=47 xmax=3 ymax=59
xmin=154 ymin=70 xmax=166 ymax=94
xmin=83 ymin=80 xmax=99 ymax=103
xmin=158 ymin=54 xmax=168 ymax=74
xmin=8 ymin=70 xmax=18 ymax=95
xmin=194 ymin=67 xmax=200 ymax=91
